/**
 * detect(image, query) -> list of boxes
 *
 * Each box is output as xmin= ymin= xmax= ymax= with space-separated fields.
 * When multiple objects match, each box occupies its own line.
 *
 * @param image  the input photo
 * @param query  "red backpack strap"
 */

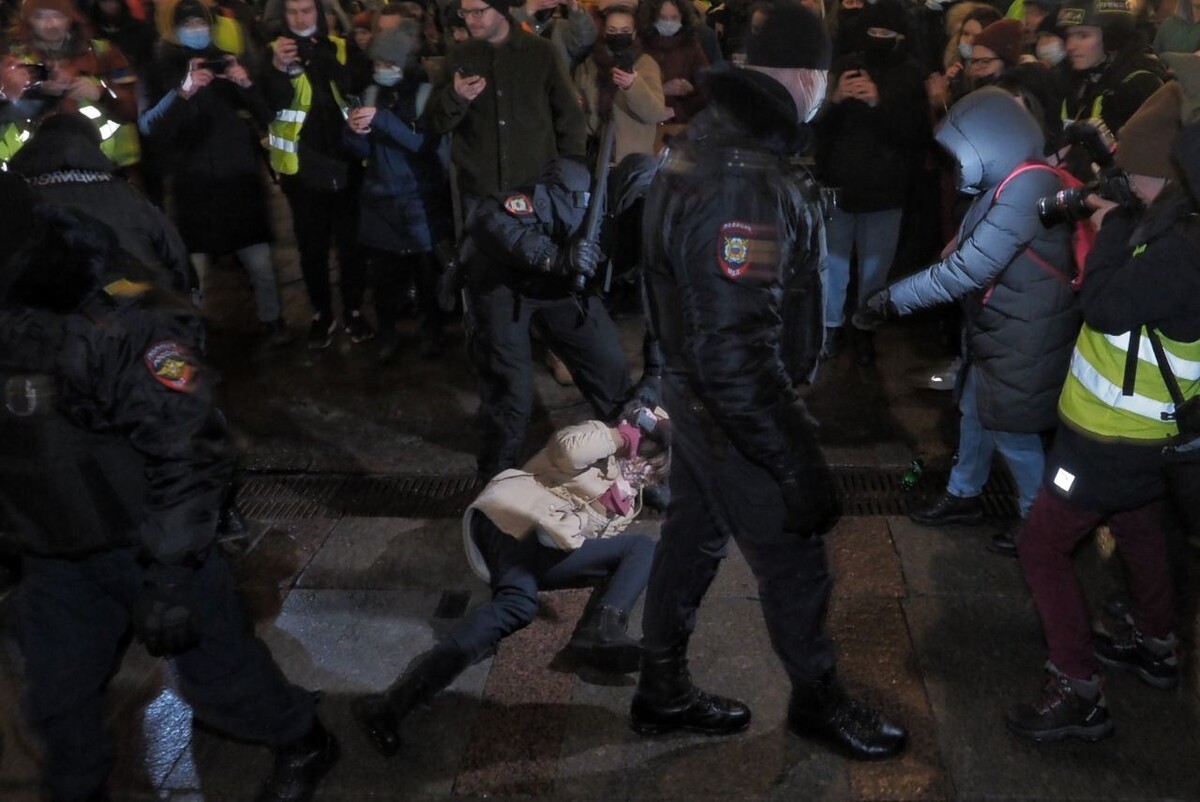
xmin=993 ymin=160 xmax=1056 ymax=202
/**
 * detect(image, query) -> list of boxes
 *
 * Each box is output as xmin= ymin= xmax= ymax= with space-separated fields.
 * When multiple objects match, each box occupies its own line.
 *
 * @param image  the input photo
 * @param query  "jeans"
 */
xmin=823 ymin=207 xmax=903 ymax=328
xmin=947 ymin=367 xmax=1045 ymax=517
xmin=190 ymin=243 xmax=282 ymax=323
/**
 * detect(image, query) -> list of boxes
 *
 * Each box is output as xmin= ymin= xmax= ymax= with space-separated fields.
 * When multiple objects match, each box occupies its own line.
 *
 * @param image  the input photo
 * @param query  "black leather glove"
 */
xmin=852 ymin=288 xmax=896 ymax=331
xmin=779 ymin=466 xmax=841 ymax=538
xmin=562 ymin=238 xmax=601 ymax=280
xmin=132 ymin=564 xmax=201 ymax=657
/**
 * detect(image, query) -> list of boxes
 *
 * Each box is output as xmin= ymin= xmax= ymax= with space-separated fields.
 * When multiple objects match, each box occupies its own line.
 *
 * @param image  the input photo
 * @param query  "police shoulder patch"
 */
xmin=144 ymin=341 xmax=198 ymax=392
xmin=504 ymin=194 xmax=535 ymax=217
xmin=717 ymin=221 xmax=780 ymax=280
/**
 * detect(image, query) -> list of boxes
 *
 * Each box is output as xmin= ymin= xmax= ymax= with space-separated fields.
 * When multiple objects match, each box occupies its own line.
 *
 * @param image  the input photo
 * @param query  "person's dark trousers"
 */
xmin=436 ymin=515 xmax=654 ymax=667
xmin=281 ymin=176 xmax=365 ymax=321
xmin=370 ymin=249 xmax=443 ymax=340
xmin=463 ymin=283 xmax=633 ymax=478
xmin=1017 ymin=488 xmax=1173 ymax=680
xmin=641 ymin=380 xmax=837 ymax=688
xmin=18 ymin=547 xmax=315 ymax=800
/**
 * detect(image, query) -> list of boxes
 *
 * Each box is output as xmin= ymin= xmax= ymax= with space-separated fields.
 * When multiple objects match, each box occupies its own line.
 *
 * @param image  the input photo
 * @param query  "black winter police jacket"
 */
xmin=641 ymin=64 xmax=829 ymax=485
xmin=0 ymin=242 xmax=231 ymax=564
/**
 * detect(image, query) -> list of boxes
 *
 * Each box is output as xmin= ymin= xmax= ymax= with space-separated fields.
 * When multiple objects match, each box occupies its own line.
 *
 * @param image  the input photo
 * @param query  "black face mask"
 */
xmin=605 ymin=33 xmax=634 ymax=52
xmin=864 ymin=33 xmax=898 ymax=57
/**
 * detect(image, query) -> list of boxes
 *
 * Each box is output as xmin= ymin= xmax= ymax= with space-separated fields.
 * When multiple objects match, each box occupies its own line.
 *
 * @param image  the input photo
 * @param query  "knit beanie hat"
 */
xmin=368 ymin=23 xmax=418 ymax=65
xmin=21 ymin=0 xmax=77 ymax=20
xmin=859 ymin=0 xmax=909 ymax=37
xmin=1115 ymin=82 xmax=1183 ymax=182
xmin=353 ymin=10 xmax=373 ymax=30
xmin=973 ymin=18 xmax=1023 ymax=66
xmin=173 ymin=0 xmax=209 ymax=25
xmin=479 ymin=0 xmax=517 ymax=15
xmin=745 ymin=1 xmax=831 ymax=70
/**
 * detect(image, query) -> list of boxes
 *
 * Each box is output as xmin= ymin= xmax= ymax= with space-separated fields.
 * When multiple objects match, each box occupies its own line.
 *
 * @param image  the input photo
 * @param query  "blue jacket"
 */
xmin=344 ymin=78 xmax=451 ymax=255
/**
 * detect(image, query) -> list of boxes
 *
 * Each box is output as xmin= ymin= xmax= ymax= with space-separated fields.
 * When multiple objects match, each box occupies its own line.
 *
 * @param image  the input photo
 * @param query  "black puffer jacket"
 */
xmin=641 ymin=64 xmax=829 ymax=485
xmin=887 ymin=87 xmax=1080 ymax=432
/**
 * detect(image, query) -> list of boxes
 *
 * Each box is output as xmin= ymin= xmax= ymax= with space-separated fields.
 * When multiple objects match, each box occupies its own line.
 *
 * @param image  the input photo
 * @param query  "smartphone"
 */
xmin=198 ymin=57 xmax=228 ymax=74
xmin=615 ymin=50 xmax=635 ymax=72
xmin=455 ymin=65 xmax=480 ymax=79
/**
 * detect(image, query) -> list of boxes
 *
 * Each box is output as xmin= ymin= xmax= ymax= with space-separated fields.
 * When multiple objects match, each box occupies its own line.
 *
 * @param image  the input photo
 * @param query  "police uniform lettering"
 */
xmin=144 ymin=341 xmax=198 ymax=392
xmin=717 ymin=221 xmax=780 ymax=281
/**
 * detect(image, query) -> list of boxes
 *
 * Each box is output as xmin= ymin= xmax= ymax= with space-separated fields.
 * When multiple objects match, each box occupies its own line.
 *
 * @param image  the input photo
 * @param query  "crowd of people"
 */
xmin=1 ymin=0 xmax=1200 ymax=797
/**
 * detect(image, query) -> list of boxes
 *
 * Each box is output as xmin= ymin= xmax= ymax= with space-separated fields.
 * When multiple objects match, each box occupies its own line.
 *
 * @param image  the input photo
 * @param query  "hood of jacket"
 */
xmin=9 ymin=112 xmax=114 ymax=178
xmin=936 ymin=86 xmax=1044 ymax=194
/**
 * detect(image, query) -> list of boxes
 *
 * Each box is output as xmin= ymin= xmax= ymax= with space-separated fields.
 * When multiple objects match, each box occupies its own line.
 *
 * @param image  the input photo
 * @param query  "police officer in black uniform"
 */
xmin=464 ymin=156 xmax=633 ymax=480
xmin=0 ymin=195 xmax=337 ymax=802
xmin=630 ymin=1 xmax=908 ymax=760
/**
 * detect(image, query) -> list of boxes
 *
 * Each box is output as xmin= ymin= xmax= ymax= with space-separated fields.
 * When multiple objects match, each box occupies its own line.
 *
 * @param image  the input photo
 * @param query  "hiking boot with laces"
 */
xmin=788 ymin=671 xmax=907 ymax=760
xmin=1006 ymin=663 xmax=1113 ymax=743
xmin=1095 ymin=622 xmax=1179 ymax=689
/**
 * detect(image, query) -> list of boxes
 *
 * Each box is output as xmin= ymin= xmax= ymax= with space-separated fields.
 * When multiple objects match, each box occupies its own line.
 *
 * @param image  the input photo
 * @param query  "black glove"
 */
xmin=132 ymin=564 xmax=201 ymax=657
xmin=852 ymin=288 xmax=896 ymax=331
xmin=779 ymin=466 xmax=841 ymax=538
xmin=630 ymin=373 xmax=663 ymax=410
xmin=561 ymin=238 xmax=602 ymax=280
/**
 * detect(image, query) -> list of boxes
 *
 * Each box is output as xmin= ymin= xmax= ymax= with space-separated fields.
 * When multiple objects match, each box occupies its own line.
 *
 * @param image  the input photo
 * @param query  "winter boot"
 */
xmin=909 ymin=492 xmax=985 ymax=526
xmin=255 ymin=717 xmax=339 ymax=802
xmin=1095 ymin=621 xmax=1180 ymax=689
xmin=1005 ymin=663 xmax=1113 ymax=743
xmin=788 ymin=670 xmax=907 ymax=760
xmin=353 ymin=648 xmax=470 ymax=757
xmin=567 ymin=605 xmax=641 ymax=674
xmin=630 ymin=641 xmax=751 ymax=736
xmin=820 ymin=326 xmax=845 ymax=359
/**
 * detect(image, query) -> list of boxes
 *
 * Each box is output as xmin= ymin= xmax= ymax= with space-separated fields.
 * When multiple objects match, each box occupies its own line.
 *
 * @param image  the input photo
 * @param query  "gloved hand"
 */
xmin=561 ymin=238 xmax=602 ymax=281
xmin=779 ymin=466 xmax=841 ymax=538
xmin=630 ymin=373 xmax=662 ymax=410
xmin=852 ymin=288 xmax=896 ymax=331
xmin=132 ymin=564 xmax=201 ymax=657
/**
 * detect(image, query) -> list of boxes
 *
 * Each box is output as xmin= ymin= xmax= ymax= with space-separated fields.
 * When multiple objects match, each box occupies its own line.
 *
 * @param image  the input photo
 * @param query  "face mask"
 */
xmin=177 ymin=27 xmax=212 ymax=50
xmin=865 ymin=33 xmax=898 ymax=55
xmin=958 ymin=41 xmax=973 ymax=60
xmin=1037 ymin=39 xmax=1066 ymax=65
xmin=748 ymin=65 xmax=828 ymax=124
xmin=293 ymin=25 xmax=318 ymax=37
xmin=374 ymin=66 xmax=402 ymax=86
xmin=655 ymin=19 xmax=682 ymax=37
xmin=605 ymin=33 xmax=634 ymax=52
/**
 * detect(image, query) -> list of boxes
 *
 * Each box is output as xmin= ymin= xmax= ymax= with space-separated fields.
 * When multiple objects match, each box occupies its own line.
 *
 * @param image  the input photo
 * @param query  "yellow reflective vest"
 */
xmin=267 ymin=36 xmax=348 ymax=176
xmin=1059 ymin=323 xmax=1200 ymax=443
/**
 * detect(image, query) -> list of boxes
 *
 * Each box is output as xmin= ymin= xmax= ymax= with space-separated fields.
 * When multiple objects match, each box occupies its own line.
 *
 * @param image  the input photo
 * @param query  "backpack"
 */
xmin=993 ymin=160 xmax=1096 ymax=291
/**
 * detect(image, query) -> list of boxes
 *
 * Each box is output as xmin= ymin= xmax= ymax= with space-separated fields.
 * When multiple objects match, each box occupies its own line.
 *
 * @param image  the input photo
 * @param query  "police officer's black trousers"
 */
xmin=435 ymin=515 xmax=654 ymax=671
xmin=18 ymin=547 xmax=314 ymax=799
xmin=464 ymin=285 xmax=632 ymax=478
xmin=641 ymin=386 xmax=837 ymax=688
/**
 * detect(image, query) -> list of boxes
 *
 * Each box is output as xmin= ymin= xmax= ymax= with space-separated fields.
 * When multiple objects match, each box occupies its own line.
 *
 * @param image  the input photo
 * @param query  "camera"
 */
xmin=197 ymin=57 xmax=228 ymax=74
xmin=1036 ymin=121 xmax=1140 ymax=226
xmin=24 ymin=62 xmax=51 ymax=85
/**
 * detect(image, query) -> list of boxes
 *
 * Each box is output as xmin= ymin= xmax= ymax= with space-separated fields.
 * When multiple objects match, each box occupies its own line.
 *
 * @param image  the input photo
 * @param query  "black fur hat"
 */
xmin=745 ymin=1 xmax=831 ymax=70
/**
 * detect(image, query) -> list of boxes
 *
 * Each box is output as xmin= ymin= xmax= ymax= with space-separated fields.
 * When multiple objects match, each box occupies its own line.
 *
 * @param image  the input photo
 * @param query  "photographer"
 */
xmin=140 ymin=0 xmax=289 ymax=345
xmin=1006 ymin=81 xmax=1200 ymax=744
xmin=462 ymin=157 xmax=633 ymax=481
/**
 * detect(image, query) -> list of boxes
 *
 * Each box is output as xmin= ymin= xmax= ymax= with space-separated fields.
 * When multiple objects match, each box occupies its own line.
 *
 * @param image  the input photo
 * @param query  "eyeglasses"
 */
xmin=458 ymin=7 xmax=491 ymax=18
xmin=970 ymin=56 xmax=1003 ymax=65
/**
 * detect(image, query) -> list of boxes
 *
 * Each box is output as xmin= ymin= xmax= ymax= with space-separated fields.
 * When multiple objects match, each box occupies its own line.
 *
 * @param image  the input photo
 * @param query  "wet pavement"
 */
xmin=1 ymin=198 xmax=1199 ymax=800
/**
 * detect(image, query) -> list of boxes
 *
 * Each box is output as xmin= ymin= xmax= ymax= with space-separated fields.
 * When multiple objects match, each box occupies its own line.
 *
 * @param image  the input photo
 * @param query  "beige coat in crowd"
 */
xmin=575 ymin=52 xmax=671 ymax=162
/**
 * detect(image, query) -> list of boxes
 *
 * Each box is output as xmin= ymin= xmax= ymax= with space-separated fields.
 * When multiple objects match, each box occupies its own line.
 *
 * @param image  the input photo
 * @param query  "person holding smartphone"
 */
xmin=140 ymin=0 xmax=290 ymax=345
xmin=574 ymin=3 xmax=670 ymax=161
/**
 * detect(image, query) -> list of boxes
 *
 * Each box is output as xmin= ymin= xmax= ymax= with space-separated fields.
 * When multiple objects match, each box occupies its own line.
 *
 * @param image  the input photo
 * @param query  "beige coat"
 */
xmin=463 ymin=421 xmax=644 ymax=582
xmin=574 ymin=52 xmax=671 ymax=163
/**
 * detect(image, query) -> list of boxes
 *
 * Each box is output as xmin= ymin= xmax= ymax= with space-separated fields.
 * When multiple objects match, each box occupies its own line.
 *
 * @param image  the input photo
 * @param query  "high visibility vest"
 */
xmin=0 ymin=121 xmax=34 ymax=164
xmin=1060 ymin=69 xmax=1159 ymax=126
xmin=267 ymin=37 xmax=349 ymax=176
xmin=1059 ymin=323 xmax=1200 ymax=442
xmin=213 ymin=14 xmax=244 ymax=58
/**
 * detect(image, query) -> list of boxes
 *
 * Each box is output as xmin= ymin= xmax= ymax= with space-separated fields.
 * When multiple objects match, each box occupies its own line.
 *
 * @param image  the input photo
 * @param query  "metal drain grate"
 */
xmin=237 ymin=468 xmax=1018 ymax=520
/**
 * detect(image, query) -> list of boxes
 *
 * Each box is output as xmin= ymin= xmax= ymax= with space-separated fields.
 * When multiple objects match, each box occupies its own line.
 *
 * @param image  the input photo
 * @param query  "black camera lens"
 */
xmin=1037 ymin=186 xmax=1094 ymax=228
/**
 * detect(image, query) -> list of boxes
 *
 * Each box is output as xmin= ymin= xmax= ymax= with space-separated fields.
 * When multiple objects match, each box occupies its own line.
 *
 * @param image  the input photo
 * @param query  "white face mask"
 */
xmin=747 ymin=65 xmax=829 ymax=123
xmin=1036 ymin=39 xmax=1066 ymax=65
xmin=293 ymin=24 xmax=318 ymax=37
xmin=655 ymin=19 xmax=682 ymax=36
xmin=958 ymin=41 xmax=973 ymax=60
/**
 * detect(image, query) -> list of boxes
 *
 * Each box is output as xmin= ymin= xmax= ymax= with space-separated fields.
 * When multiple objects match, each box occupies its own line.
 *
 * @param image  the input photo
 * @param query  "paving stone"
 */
xmin=890 ymin=516 xmax=1031 ymax=597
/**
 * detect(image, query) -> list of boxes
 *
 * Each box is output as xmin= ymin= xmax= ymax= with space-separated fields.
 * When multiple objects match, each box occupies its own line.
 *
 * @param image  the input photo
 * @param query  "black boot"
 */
xmin=821 ymin=326 xmax=845 ymax=359
xmin=629 ymin=642 xmax=751 ymax=736
xmin=852 ymin=328 xmax=877 ymax=366
xmin=353 ymin=648 xmax=470 ymax=757
xmin=1005 ymin=664 xmax=1112 ymax=742
xmin=909 ymin=492 xmax=985 ymax=526
xmin=788 ymin=671 xmax=907 ymax=761
xmin=256 ymin=717 xmax=339 ymax=802
xmin=568 ymin=605 xmax=641 ymax=674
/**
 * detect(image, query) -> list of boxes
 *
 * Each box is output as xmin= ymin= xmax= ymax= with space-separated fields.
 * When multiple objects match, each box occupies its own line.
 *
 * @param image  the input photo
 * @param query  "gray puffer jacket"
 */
xmin=888 ymin=88 xmax=1080 ymax=433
